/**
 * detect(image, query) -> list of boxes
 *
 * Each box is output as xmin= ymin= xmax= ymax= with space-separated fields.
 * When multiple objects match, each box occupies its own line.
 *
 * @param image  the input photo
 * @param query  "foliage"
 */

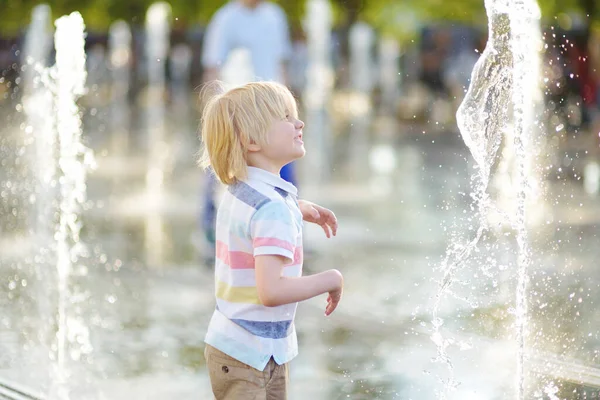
xmin=336 ymin=0 xmax=598 ymax=42
xmin=0 ymin=0 xmax=307 ymax=36
xmin=0 ymin=0 xmax=597 ymax=38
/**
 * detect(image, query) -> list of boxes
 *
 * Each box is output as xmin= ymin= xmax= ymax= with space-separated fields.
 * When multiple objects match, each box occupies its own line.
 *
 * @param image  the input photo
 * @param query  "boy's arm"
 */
xmin=255 ymin=254 xmax=343 ymax=313
xmin=251 ymin=201 xmax=343 ymax=314
xmin=298 ymin=199 xmax=338 ymax=238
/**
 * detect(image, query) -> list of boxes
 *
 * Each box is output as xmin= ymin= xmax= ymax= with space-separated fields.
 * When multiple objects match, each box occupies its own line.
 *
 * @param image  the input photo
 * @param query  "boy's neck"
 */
xmin=246 ymin=152 xmax=285 ymax=176
xmin=246 ymin=159 xmax=281 ymax=176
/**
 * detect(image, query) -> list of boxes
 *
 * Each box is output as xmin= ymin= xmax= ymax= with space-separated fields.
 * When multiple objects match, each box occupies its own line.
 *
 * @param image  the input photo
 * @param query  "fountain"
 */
xmin=21 ymin=4 xmax=53 ymax=93
xmin=348 ymin=22 xmax=375 ymax=181
xmin=378 ymin=36 xmax=401 ymax=115
xmin=369 ymin=34 xmax=401 ymax=198
xmin=169 ymin=43 xmax=196 ymax=164
xmin=0 ymin=7 xmax=94 ymax=399
xmin=108 ymin=20 xmax=132 ymax=155
xmin=302 ymin=0 xmax=334 ymax=183
xmin=51 ymin=12 xmax=94 ymax=399
xmin=20 ymin=4 xmax=54 ymax=247
xmin=144 ymin=2 xmax=171 ymax=266
xmin=431 ymin=0 xmax=542 ymax=398
xmin=169 ymin=43 xmax=192 ymax=100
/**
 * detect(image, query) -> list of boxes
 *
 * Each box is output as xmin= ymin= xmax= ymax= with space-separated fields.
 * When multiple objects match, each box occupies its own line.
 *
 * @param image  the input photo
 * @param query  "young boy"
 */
xmin=199 ymin=81 xmax=343 ymax=399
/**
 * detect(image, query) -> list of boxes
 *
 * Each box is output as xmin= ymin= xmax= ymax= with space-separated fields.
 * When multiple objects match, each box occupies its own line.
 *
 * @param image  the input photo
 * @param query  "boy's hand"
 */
xmin=325 ymin=289 xmax=343 ymax=316
xmin=298 ymin=200 xmax=338 ymax=238
xmin=325 ymin=269 xmax=343 ymax=316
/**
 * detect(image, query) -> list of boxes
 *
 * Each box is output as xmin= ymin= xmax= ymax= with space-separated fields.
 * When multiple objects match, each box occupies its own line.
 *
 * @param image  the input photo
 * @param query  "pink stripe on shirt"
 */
xmin=253 ymin=237 xmax=294 ymax=252
xmin=290 ymin=247 xmax=303 ymax=265
xmin=216 ymin=240 xmax=255 ymax=269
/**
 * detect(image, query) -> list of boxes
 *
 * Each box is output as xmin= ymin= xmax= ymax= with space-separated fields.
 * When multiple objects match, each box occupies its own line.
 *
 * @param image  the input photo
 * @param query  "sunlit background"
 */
xmin=0 ymin=0 xmax=599 ymax=399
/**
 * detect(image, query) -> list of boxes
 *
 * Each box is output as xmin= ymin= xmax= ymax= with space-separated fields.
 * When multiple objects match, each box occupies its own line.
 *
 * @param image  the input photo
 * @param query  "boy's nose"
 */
xmin=295 ymin=119 xmax=304 ymax=129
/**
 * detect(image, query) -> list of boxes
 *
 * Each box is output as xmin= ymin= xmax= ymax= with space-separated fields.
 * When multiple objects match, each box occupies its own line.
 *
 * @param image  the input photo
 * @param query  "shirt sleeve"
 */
xmin=250 ymin=200 xmax=296 ymax=262
xmin=202 ymin=10 xmax=230 ymax=68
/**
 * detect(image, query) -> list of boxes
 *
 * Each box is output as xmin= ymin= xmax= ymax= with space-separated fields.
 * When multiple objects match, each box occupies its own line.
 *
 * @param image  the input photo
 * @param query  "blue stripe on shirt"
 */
xmin=230 ymin=318 xmax=293 ymax=339
xmin=229 ymin=181 xmax=270 ymax=210
xmin=274 ymin=187 xmax=288 ymax=199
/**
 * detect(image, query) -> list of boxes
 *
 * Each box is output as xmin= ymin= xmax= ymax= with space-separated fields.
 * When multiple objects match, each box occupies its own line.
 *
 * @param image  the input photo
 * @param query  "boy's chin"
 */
xmin=293 ymin=148 xmax=306 ymax=159
xmin=281 ymin=148 xmax=305 ymax=165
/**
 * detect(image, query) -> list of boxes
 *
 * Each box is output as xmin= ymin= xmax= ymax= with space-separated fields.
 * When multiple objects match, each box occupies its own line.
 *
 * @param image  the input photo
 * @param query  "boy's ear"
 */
xmin=247 ymin=139 xmax=261 ymax=152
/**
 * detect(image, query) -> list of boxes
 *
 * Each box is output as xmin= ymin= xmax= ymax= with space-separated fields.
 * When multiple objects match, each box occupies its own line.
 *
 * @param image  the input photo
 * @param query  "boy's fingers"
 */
xmin=326 ymin=298 xmax=339 ymax=315
xmin=311 ymin=207 xmax=320 ymax=220
xmin=322 ymin=224 xmax=331 ymax=238
xmin=325 ymin=212 xmax=337 ymax=236
xmin=327 ymin=303 xmax=337 ymax=315
xmin=326 ymin=299 xmax=334 ymax=314
xmin=326 ymin=290 xmax=341 ymax=315
xmin=330 ymin=218 xmax=338 ymax=236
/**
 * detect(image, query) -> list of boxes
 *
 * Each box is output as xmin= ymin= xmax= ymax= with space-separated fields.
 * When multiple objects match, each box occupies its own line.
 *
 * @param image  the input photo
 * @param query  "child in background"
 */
xmin=199 ymin=81 xmax=343 ymax=400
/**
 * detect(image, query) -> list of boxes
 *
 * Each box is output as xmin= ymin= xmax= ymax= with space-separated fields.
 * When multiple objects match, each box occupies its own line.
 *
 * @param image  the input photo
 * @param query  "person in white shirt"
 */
xmin=202 ymin=0 xmax=292 ymax=84
xmin=199 ymin=0 xmax=298 ymax=258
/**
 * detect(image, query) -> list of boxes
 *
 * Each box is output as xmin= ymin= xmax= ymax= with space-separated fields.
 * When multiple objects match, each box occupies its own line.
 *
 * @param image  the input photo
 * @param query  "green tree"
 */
xmin=2 ymin=0 xmax=598 ymax=38
xmin=0 ymin=0 xmax=307 ymax=36
xmin=331 ymin=0 xmax=599 ymax=41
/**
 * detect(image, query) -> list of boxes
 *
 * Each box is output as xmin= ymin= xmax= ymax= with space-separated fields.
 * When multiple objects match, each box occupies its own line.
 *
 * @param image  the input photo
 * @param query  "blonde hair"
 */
xmin=198 ymin=81 xmax=298 ymax=185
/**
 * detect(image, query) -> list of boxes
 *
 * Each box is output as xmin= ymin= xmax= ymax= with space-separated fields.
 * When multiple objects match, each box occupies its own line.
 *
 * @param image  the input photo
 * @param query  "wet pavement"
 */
xmin=1 ymin=109 xmax=600 ymax=399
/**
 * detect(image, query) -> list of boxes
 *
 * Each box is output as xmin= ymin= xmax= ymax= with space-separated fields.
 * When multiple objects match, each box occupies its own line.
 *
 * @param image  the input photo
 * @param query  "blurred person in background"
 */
xmin=199 ymin=0 xmax=297 ymax=255
xmin=201 ymin=0 xmax=292 ymax=84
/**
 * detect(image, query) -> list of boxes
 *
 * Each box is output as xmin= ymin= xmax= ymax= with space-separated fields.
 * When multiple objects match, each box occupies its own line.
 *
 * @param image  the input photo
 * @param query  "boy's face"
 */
xmin=261 ymin=113 xmax=305 ymax=167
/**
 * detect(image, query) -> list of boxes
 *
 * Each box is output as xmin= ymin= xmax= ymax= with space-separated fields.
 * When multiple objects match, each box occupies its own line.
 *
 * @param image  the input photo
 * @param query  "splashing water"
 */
xmin=431 ymin=0 xmax=541 ymax=398
xmin=22 ymin=5 xmax=53 ymax=90
xmin=51 ymin=12 xmax=94 ymax=399
xmin=144 ymin=2 xmax=171 ymax=266
xmin=510 ymin=2 xmax=541 ymax=397
xmin=21 ymin=5 xmax=54 ymax=244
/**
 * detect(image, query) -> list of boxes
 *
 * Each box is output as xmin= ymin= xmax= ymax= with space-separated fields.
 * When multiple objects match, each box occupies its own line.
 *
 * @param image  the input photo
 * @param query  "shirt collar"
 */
xmin=246 ymin=167 xmax=298 ymax=197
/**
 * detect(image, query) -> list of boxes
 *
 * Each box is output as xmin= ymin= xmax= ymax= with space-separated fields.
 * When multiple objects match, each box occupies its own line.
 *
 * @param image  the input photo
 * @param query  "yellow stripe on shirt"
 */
xmin=215 ymin=279 xmax=262 ymax=305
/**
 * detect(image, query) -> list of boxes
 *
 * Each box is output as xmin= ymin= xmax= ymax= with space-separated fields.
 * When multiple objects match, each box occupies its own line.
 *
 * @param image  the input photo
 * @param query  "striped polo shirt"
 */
xmin=204 ymin=166 xmax=303 ymax=371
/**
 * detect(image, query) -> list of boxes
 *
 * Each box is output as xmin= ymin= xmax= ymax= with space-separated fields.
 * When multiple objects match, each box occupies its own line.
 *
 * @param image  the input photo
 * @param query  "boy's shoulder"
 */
xmin=227 ymin=180 xmax=290 ymax=213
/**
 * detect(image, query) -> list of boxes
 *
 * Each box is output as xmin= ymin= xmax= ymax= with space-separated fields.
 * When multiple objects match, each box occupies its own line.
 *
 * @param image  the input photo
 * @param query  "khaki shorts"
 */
xmin=204 ymin=344 xmax=289 ymax=400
